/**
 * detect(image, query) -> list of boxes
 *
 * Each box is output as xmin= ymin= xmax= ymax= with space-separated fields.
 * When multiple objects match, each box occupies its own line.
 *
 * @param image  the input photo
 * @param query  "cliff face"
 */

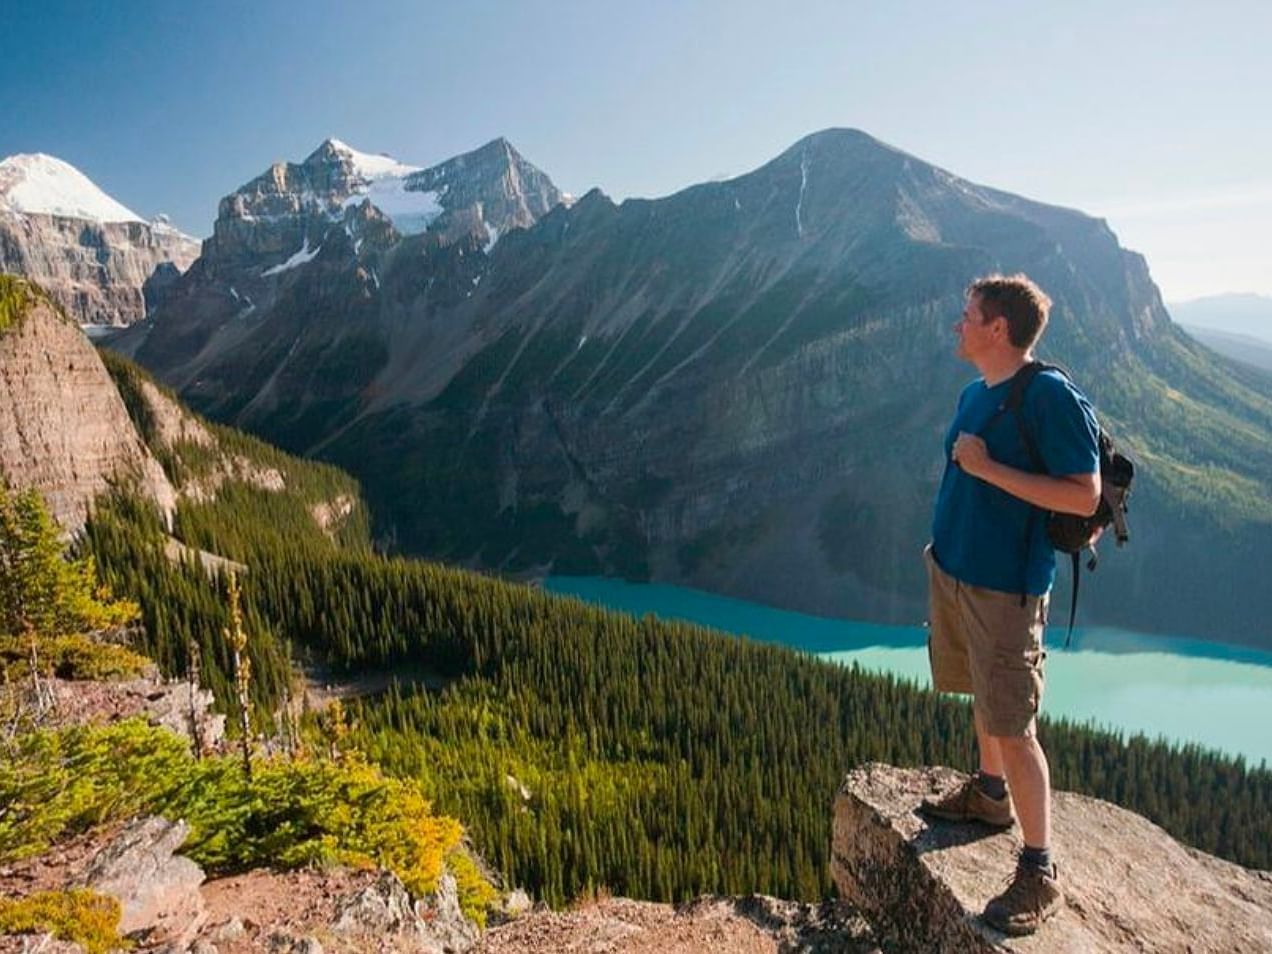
xmin=0 ymin=152 xmax=199 ymax=328
xmin=0 ymin=212 xmax=198 ymax=327
xmin=0 ymin=277 xmax=175 ymax=531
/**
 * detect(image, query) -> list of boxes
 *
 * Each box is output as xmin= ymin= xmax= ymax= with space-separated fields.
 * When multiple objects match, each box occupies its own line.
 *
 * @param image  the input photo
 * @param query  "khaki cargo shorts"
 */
xmin=923 ymin=543 xmax=1048 ymax=738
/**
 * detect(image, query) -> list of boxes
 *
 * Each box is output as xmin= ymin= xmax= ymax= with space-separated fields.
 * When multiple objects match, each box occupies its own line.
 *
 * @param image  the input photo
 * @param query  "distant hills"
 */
xmin=1168 ymin=293 xmax=1272 ymax=372
xmin=1182 ymin=326 xmax=1272 ymax=373
xmin=60 ymin=128 xmax=1272 ymax=648
xmin=1168 ymin=292 xmax=1272 ymax=341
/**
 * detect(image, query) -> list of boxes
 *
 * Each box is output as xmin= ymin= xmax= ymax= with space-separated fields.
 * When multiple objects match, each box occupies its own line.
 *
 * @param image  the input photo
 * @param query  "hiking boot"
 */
xmin=983 ymin=862 xmax=1064 ymax=936
xmin=918 ymin=775 xmax=1015 ymax=828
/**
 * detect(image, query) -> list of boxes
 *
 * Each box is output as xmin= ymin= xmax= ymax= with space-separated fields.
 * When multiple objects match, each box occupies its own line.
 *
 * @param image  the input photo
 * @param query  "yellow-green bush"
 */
xmin=445 ymin=845 xmax=502 ymax=928
xmin=174 ymin=749 xmax=465 ymax=899
xmin=0 ymin=719 xmax=496 ymax=921
xmin=0 ymin=889 xmax=125 ymax=954
xmin=0 ymin=632 xmax=151 ymax=682
xmin=0 ymin=719 xmax=193 ymax=861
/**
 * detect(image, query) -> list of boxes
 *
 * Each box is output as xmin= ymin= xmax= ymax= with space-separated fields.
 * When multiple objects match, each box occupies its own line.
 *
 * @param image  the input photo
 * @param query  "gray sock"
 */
xmin=975 ymin=771 xmax=1007 ymax=800
xmin=1020 ymin=845 xmax=1052 ymax=873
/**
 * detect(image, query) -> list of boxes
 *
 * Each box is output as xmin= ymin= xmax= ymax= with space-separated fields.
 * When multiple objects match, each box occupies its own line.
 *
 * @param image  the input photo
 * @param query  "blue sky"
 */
xmin=4 ymin=0 xmax=1269 ymax=300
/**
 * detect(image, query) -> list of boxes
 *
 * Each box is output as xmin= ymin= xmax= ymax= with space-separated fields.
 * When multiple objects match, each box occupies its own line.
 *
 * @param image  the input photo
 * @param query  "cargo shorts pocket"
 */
xmin=985 ymin=649 xmax=1045 ymax=737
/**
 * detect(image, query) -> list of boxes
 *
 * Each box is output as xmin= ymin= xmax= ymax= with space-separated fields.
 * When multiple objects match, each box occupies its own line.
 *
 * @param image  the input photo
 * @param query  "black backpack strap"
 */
xmin=1000 ymin=361 xmax=1062 ymax=455
xmin=1064 ymin=551 xmax=1079 ymax=648
xmin=990 ymin=362 xmax=1086 ymax=645
xmin=980 ymin=361 xmax=1060 ymax=468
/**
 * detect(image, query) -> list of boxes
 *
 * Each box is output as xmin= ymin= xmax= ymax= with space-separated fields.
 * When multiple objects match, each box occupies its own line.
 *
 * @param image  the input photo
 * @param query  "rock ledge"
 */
xmin=831 ymin=763 xmax=1272 ymax=953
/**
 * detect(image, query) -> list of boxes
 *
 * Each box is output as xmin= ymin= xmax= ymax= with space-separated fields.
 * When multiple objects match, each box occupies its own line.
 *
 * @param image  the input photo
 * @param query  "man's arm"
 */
xmin=952 ymin=432 xmax=1101 ymax=515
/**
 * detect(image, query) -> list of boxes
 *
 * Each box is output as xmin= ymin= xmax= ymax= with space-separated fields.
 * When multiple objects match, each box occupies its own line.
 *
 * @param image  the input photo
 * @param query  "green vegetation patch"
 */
xmin=0 ymin=718 xmax=496 ymax=925
xmin=0 ymin=483 xmax=139 ymax=641
xmin=0 ymin=274 xmax=38 ymax=336
xmin=0 ymin=632 xmax=150 ymax=682
xmin=0 ymin=889 xmax=125 ymax=954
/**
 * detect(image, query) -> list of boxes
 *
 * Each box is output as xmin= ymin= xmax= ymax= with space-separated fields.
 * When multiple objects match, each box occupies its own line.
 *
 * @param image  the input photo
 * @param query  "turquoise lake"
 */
xmin=544 ymin=576 xmax=1272 ymax=769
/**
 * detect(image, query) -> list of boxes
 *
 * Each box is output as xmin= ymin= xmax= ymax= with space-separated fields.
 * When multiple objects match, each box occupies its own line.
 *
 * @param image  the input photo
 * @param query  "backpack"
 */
xmin=991 ymin=361 xmax=1136 ymax=646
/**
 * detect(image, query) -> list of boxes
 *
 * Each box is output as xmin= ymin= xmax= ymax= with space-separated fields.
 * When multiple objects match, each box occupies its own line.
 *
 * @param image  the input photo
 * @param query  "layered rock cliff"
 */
xmin=0 ymin=154 xmax=198 ymax=327
xmin=0 ymin=276 xmax=175 ymax=531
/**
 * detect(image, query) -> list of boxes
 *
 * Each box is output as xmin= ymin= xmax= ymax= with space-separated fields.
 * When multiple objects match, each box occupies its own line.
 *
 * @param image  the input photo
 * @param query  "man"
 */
xmin=920 ymin=274 xmax=1100 ymax=936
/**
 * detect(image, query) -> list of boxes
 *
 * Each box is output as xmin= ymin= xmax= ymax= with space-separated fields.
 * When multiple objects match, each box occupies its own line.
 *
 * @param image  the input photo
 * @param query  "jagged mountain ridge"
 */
xmin=112 ymin=128 xmax=1272 ymax=646
xmin=0 ymin=154 xmax=199 ymax=327
xmin=111 ymin=136 xmax=566 ymax=438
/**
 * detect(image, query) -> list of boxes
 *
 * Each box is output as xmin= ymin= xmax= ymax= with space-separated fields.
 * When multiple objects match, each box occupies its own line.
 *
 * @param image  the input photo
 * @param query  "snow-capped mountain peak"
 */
xmin=0 ymin=153 xmax=144 ymax=224
xmin=323 ymin=138 xmax=420 ymax=181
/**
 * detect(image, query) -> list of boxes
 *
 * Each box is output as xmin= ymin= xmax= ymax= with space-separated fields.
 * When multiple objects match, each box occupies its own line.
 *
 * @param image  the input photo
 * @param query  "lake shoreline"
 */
xmin=546 ymin=575 xmax=1272 ymax=769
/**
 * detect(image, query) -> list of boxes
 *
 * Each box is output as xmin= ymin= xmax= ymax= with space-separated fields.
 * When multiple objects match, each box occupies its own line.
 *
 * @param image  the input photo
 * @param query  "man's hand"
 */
xmin=952 ymin=431 xmax=992 ymax=478
xmin=952 ymin=431 xmax=1102 ymax=515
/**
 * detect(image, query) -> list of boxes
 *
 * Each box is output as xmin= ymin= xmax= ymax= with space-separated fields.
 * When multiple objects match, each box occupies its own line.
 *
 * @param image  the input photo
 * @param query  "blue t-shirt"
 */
xmin=931 ymin=368 xmax=1100 ymax=595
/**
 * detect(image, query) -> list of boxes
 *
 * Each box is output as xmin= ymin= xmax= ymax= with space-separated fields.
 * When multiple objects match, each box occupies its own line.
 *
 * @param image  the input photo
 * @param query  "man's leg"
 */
xmin=983 ymin=730 xmax=1062 ymax=936
xmin=920 ymin=548 xmax=1013 ymax=827
xmin=975 ymin=707 xmax=1005 ymax=779
xmin=994 ymin=732 xmax=1050 ymax=851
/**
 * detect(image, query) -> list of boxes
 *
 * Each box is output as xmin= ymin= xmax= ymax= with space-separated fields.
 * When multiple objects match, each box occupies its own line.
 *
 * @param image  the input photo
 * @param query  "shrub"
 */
xmin=0 ymin=889 xmax=125 ymax=954
xmin=0 ymin=719 xmax=496 ymax=921
xmin=0 ymin=632 xmax=151 ymax=682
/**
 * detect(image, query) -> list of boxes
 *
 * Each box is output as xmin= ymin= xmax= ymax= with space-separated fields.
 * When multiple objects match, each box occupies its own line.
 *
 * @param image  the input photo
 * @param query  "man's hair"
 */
xmin=968 ymin=274 xmax=1052 ymax=350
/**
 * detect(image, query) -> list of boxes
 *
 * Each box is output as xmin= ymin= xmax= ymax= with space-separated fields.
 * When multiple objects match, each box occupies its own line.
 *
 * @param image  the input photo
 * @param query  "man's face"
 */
xmin=954 ymin=293 xmax=1001 ymax=362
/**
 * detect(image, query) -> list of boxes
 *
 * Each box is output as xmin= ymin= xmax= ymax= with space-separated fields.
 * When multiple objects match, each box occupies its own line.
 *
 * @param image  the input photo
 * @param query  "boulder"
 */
xmin=416 ymin=872 xmax=480 ymax=953
xmin=831 ymin=763 xmax=1272 ymax=953
xmin=80 ymin=816 xmax=206 ymax=947
xmin=333 ymin=869 xmax=478 ymax=953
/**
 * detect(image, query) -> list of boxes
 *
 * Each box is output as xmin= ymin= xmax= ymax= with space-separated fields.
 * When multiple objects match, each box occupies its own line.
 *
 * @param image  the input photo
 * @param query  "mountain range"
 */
xmin=6 ymin=129 xmax=1264 ymax=648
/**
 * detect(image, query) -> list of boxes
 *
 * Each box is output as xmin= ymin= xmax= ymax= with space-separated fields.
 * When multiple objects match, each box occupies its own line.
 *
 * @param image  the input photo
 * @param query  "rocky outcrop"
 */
xmin=0 ymin=278 xmax=175 ymax=531
xmin=472 ymin=894 xmax=881 ymax=953
xmin=134 ymin=377 xmax=216 ymax=451
xmin=46 ymin=666 xmax=226 ymax=753
xmin=82 ymin=817 xmax=207 ymax=947
xmin=333 ymin=871 xmax=478 ymax=952
xmin=196 ymin=867 xmax=484 ymax=954
xmin=831 ymin=763 xmax=1272 ymax=953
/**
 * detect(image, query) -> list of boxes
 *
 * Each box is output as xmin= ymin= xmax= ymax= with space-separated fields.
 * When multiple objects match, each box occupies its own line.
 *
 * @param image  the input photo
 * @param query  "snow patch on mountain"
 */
xmin=0 ymin=153 xmax=143 ymax=223
xmin=344 ymin=178 xmax=441 ymax=235
xmin=262 ymin=237 xmax=321 ymax=276
xmin=327 ymin=139 xmax=418 ymax=180
xmin=327 ymin=139 xmax=442 ymax=235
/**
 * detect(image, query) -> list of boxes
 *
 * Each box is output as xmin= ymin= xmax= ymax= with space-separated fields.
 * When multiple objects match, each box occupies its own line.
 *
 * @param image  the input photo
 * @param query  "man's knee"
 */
xmin=989 ymin=733 xmax=1038 ymax=754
